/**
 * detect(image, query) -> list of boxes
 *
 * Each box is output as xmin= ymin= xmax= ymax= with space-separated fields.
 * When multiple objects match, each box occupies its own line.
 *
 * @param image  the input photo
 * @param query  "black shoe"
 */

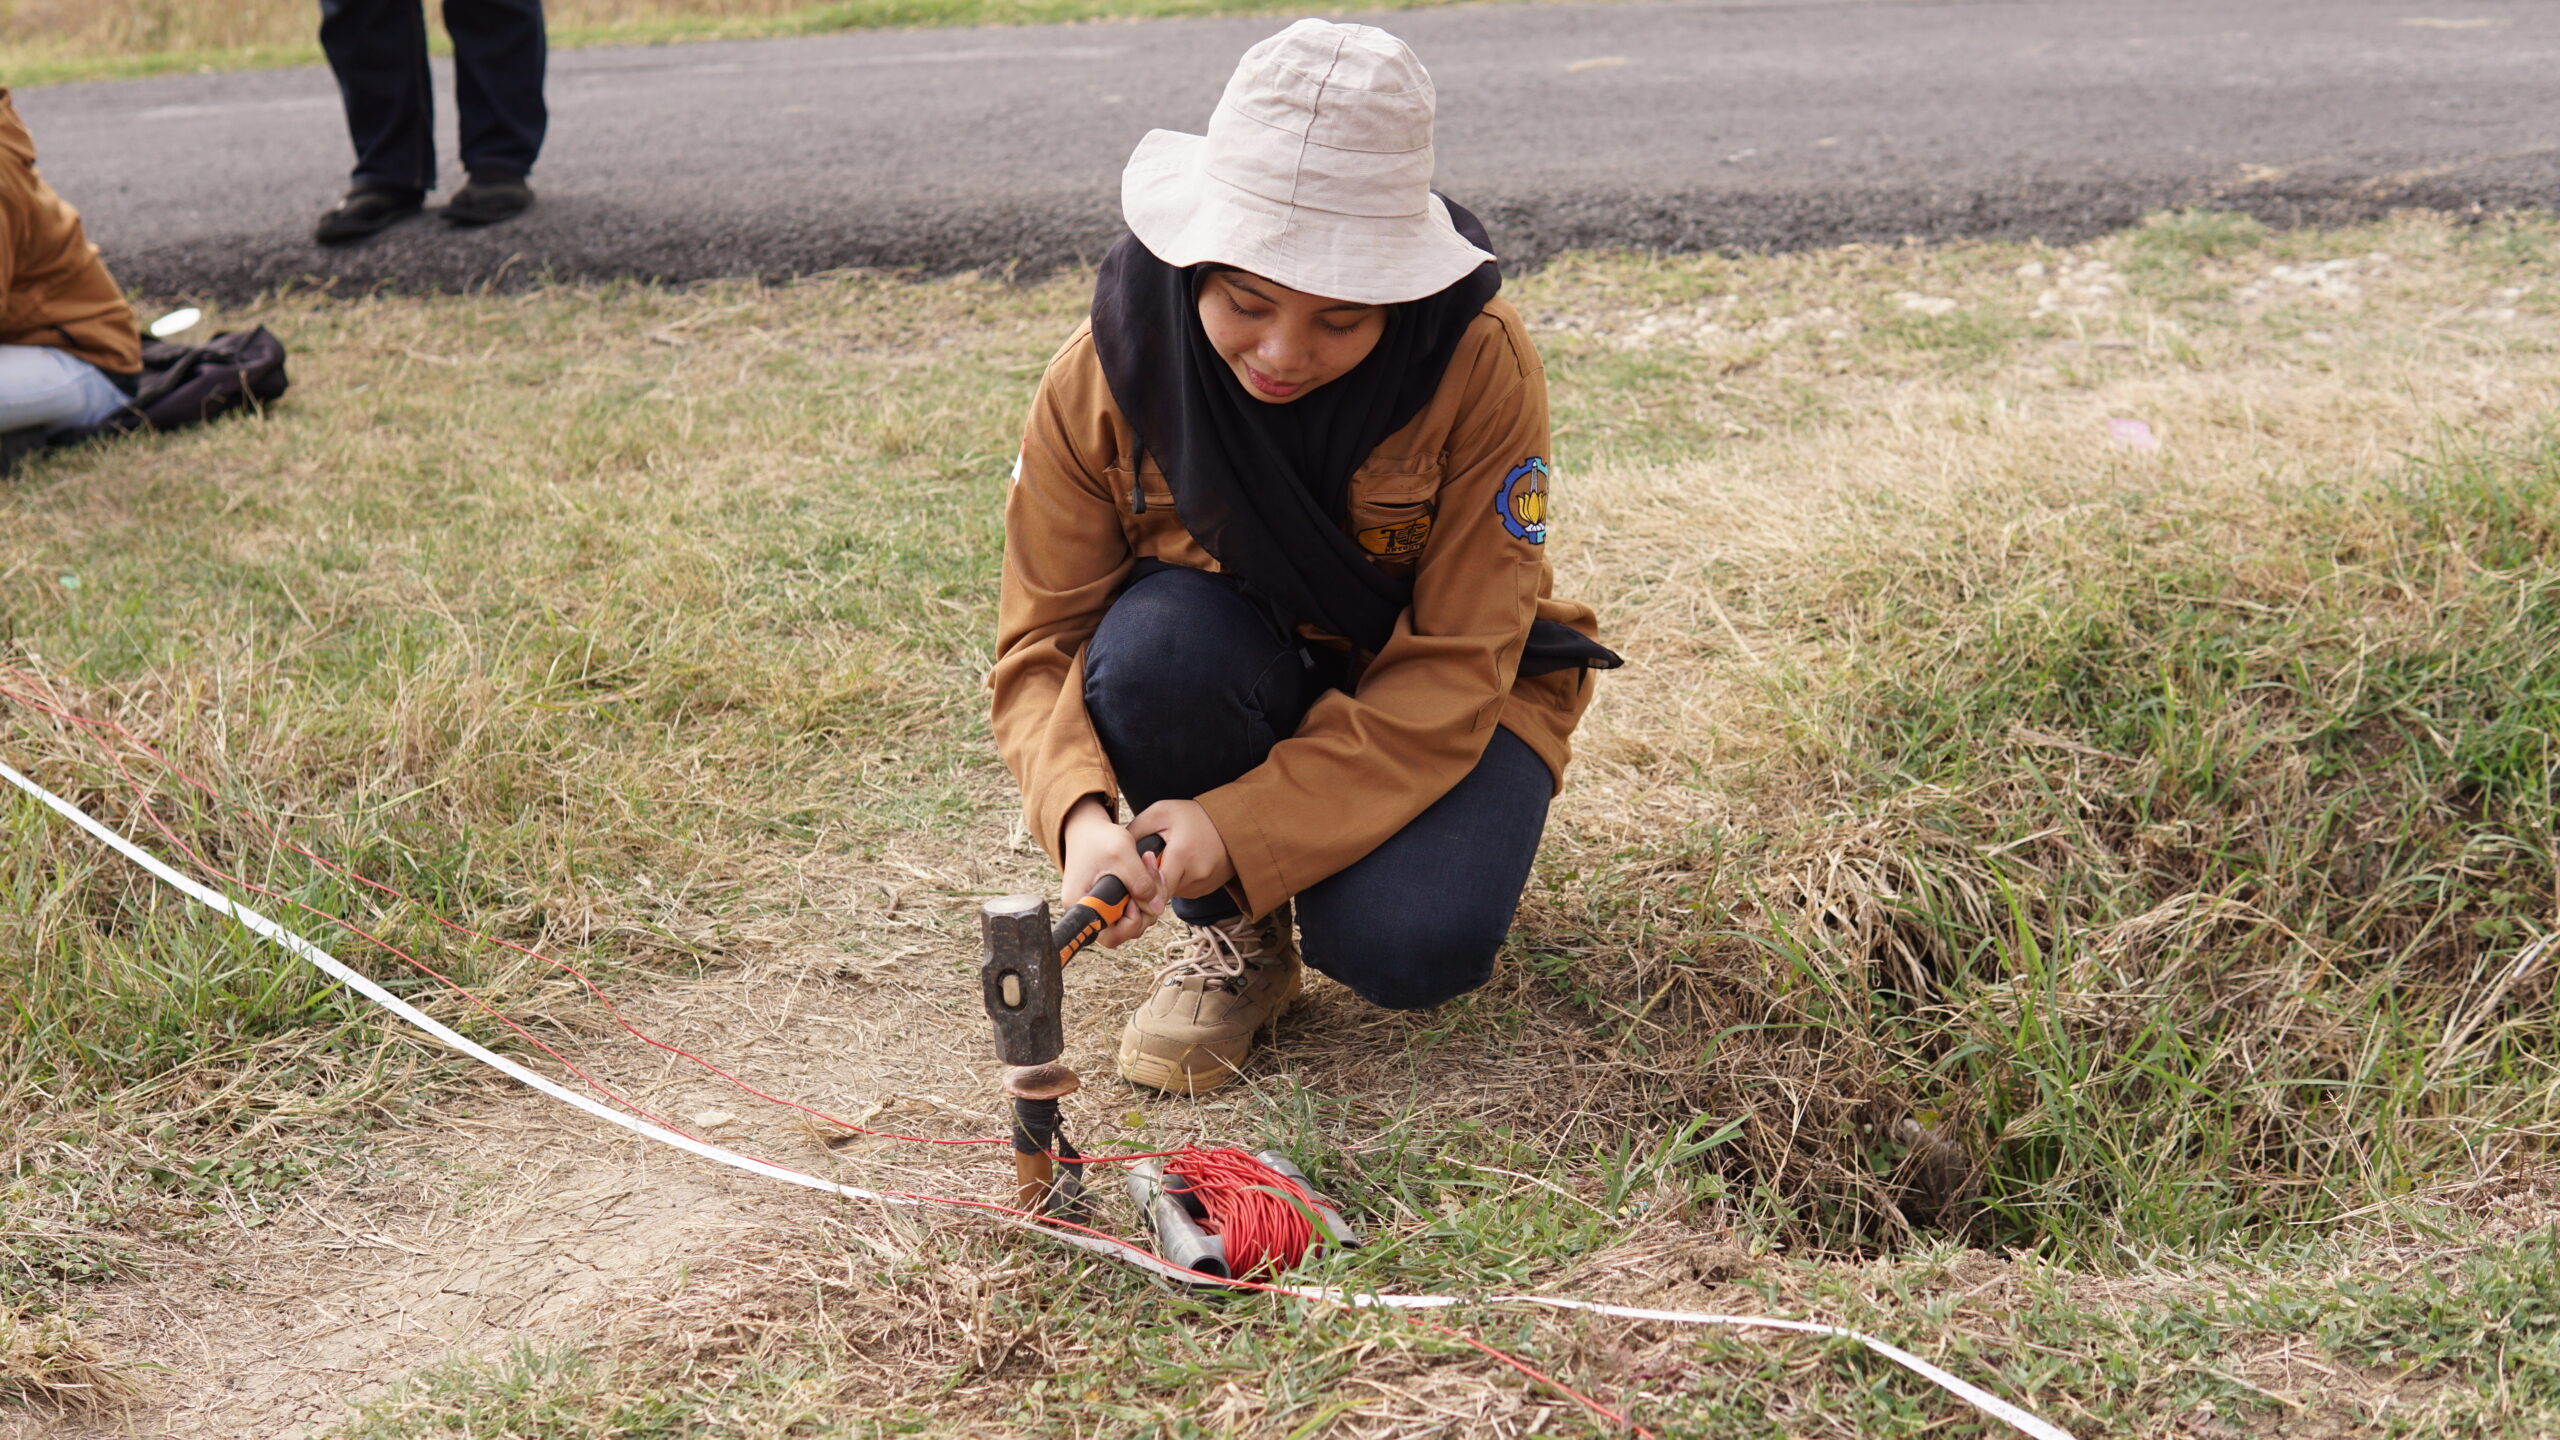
xmin=443 ymin=173 xmax=535 ymax=227
xmin=315 ymin=185 xmax=424 ymax=245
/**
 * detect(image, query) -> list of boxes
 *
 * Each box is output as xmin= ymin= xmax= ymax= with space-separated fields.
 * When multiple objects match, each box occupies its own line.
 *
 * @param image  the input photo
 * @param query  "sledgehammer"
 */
xmin=979 ymin=834 xmax=1167 ymax=1214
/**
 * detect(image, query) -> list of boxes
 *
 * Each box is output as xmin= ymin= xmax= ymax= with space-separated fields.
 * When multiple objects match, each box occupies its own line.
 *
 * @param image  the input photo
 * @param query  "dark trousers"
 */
xmin=319 ymin=0 xmax=547 ymax=192
xmin=1083 ymin=565 xmax=1552 ymax=1012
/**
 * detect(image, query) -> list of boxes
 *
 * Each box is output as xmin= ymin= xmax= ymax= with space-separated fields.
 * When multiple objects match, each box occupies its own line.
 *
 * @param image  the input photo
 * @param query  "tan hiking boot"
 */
xmin=1117 ymin=906 xmax=1301 ymax=1094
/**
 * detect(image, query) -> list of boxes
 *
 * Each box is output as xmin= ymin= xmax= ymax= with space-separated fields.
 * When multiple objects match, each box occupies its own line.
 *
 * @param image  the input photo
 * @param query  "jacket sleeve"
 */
xmin=1196 ymin=334 xmax=1552 ymax=919
xmin=990 ymin=341 xmax=1133 ymax=864
xmin=0 ymin=162 xmax=20 ymax=304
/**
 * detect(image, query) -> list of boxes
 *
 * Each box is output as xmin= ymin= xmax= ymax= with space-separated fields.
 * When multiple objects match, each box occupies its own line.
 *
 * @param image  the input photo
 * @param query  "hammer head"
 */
xmin=980 ymin=894 xmax=1061 ymax=1067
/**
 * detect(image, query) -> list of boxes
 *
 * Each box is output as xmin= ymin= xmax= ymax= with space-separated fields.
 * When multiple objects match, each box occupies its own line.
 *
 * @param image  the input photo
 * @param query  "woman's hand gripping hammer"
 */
xmin=1054 ymin=832 xmax=1167 ymax=968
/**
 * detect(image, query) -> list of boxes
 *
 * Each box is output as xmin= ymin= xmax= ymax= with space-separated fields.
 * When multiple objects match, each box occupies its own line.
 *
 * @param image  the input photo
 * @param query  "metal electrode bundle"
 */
xmin=1130 ymin=1147 xmax=1360 ymax=1280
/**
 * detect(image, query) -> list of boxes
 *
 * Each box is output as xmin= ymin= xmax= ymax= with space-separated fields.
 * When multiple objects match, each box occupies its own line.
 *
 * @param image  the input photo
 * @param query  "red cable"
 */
xmin=1164 ymin=1146 xmax=1319 ymax=1279
xmin=0 ymin=671 xmax=1651 ymax=1436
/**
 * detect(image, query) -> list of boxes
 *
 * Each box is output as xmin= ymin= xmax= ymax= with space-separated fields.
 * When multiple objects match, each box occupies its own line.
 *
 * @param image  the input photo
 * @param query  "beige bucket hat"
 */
xmin=1121 ymin=18 xmax=1496 ymax=306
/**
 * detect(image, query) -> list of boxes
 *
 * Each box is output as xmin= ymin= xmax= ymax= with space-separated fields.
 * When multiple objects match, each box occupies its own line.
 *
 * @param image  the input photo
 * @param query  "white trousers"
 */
xmin=0 ymin=344 xmax=129 ymax=435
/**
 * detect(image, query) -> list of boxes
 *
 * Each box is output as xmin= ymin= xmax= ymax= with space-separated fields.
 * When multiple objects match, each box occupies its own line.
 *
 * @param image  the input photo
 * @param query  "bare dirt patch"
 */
xmin=25 ymin=1113 xmax=769 ymax=1439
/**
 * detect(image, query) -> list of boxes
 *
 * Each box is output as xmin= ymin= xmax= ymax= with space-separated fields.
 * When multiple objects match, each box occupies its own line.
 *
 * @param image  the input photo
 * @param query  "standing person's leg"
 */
xmin=315 ymin=0 xmax=433 ymax=242
xmin=1082 ymin=565 xmax=1332 ymax=1092
xmin=1293 ymin=726 xmax=1552 ymax=1011
xmin=442 ymin=0 xmax=547 ymax=226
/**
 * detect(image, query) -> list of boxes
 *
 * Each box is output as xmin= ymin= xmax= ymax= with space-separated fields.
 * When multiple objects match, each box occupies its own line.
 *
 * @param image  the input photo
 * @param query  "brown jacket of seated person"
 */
xmin=0 ymin=89 xmax=140 ymax=380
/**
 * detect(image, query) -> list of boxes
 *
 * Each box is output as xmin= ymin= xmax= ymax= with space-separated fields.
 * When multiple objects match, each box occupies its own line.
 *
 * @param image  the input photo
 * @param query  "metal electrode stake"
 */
xmin=980 ymin=894 xmax=1080 ymax=1215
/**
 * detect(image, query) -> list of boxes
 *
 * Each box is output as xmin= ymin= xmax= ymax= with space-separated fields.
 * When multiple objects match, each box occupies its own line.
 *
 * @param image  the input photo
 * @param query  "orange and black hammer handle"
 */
xmin=1052 ymin=833 xmax=1168 ymax=967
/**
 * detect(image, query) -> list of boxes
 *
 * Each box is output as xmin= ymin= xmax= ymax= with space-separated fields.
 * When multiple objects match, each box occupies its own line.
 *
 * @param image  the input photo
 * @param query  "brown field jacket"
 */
xmin=993 ymin=298 xmax=1601 ymax=919
xmin=0 ymin=90 xmax=139 ymax=379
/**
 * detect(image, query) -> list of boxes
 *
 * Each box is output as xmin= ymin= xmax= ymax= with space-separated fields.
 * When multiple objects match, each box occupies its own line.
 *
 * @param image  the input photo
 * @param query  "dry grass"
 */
xmin=0 ymin=1305 xmax=136 ymax=1414
xmin=5 ymin=209 xmax=2560 ymax=1435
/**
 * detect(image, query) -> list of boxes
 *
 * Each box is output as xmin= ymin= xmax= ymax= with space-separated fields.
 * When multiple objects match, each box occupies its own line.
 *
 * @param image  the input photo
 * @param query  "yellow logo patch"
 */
xmin=1357 ymin=513 xmax=1435 ymax=557
xmin=1496 ymin=459 xmax=1548 ymax=545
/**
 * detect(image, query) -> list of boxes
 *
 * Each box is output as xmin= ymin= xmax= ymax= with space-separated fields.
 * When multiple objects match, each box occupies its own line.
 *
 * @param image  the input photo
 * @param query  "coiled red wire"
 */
xmin=1163 ymin=1146 xmax=1321 ymax=1279
xmin=0 ymin=667 xmax=1648 ymax=1435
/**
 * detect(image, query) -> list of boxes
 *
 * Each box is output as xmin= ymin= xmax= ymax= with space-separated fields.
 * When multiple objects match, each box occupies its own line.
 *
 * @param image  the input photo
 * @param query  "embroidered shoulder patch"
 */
xmin=1495 ymin=458 xmax=1549 ymax=544
xmin=1357 ymin=513 xmax=1436 ymax=557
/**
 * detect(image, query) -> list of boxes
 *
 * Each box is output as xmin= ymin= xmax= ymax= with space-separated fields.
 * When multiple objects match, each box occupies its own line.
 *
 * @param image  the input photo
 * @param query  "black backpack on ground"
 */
xmin=49 ymin=326 xmax=292 ymax=448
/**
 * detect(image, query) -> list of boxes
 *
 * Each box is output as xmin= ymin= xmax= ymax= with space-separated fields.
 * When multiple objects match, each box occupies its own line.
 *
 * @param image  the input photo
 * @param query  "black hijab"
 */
xmin=1091 ymin=199 xmax=1619 ymax=675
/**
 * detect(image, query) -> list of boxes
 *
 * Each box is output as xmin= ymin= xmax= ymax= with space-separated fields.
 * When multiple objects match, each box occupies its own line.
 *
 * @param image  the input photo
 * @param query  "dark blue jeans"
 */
xmin=319 ymin=0 xmax=548 ymax=192
xmin=1083 ymin=565 xmax=1551 ymax=1011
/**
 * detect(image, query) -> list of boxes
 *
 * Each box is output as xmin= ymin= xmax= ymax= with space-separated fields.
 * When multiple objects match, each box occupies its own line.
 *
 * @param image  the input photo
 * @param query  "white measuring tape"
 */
xmin=1 ymin=756 xmax=2074 ymax=1440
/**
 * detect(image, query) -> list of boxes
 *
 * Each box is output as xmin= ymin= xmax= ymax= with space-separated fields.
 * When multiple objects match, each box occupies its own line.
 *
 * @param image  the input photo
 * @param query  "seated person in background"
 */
xmin=0 ymin=87 xmax=140 ymax=464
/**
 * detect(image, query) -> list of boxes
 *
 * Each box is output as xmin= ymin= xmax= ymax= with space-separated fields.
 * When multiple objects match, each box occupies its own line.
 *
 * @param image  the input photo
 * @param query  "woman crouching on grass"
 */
xmin=991 ymin=19 xmax=1617 ymax=1095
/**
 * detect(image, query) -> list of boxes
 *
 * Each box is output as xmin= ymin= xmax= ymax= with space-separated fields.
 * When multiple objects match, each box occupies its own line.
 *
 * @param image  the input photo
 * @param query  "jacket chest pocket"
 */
xmin=1103 ymin=460 xmax=1183 ymax=562
xmin=1104 ymin=460 xmax=1175 ymax=516
xmin=1346 ymin=461 xmax=1443 ymax=577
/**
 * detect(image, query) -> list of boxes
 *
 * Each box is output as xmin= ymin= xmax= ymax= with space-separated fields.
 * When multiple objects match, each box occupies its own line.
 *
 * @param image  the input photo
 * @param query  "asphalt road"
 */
xmin=18 ymin=0 xmax=2560 ymax=300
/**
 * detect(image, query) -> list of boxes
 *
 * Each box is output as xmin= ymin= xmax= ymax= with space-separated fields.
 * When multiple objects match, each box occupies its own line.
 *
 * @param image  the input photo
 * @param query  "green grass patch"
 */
xmin=338 ymin=1342 xmax=816 ymax=1436
xmin=2125 ymin=206 xmax=2273 ymax=265
xmin=1781 ymin=428 xmax=2560 ymax=1253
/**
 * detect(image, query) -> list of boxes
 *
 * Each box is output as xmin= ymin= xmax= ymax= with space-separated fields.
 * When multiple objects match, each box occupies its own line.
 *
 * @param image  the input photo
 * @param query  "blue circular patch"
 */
xmin=1495 ymin=458 xmax=1549 ymax=545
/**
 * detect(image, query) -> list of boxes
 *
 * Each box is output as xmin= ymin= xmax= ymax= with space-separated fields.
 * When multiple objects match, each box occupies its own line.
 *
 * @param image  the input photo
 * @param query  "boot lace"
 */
xmin=1158 ymin=915 xmax=1272 ymax=991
